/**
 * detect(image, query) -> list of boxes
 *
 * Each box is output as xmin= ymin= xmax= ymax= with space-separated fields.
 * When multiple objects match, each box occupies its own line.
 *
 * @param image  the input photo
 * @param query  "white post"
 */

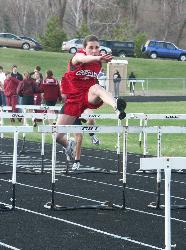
xmin=52 ymin=133 xmax=57 ymax=184
xmin=116 ymin=118 xmax=121 ymax=155
xmin=143 ymin=118 xmax=148 ymax=156
xmin=139 ymin=118 xmax=142 ymax=145
xmin=12 ymin=132 xmax=18 ymax=184
xmin=164 ymin=165 xmax=171 ymax=250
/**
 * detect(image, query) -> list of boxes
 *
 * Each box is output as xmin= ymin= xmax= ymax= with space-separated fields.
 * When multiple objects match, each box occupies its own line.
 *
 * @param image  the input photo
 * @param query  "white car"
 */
xmin=62 ymin=38 xmax=112 ymax=54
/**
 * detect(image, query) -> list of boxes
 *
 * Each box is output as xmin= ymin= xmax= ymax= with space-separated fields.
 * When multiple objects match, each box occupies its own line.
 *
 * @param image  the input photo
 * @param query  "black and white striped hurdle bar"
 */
xmin=0 ymin=126 xmax=33 ymax=211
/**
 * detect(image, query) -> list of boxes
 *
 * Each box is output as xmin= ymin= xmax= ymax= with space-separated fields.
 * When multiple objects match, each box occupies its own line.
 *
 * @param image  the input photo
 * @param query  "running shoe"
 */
xmin=91 ymin=134 xmax=100 ymax=145
xmin=65 ymin=138 xmax=76 ymax=161
xmin=72 ymin=161 xmax=80 ymax=170
xmin=116 ymin=98 xmax=127 ymax=120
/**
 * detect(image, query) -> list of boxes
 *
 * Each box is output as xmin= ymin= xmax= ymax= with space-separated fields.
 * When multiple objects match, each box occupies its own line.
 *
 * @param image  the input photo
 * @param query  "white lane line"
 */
xmin=0 ymin=202 xmax=163 ymax=250
xmin=0 ymin=242 xmax=20 ymax=250
xmin=62 ymin=175 xmax=186 ymax=202
xmin=0 ymin=178 xmax=185 ymax=223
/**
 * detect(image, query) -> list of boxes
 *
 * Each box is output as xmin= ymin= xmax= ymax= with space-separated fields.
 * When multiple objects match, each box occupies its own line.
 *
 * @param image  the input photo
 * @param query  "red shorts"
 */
xmin=62 ymin=90 xmax=103 ymax=117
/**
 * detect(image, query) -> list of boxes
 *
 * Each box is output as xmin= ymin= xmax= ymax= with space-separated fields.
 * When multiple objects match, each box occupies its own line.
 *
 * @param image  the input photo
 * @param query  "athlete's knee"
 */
xmin=56 ymin=133 xmax=64 ymax=144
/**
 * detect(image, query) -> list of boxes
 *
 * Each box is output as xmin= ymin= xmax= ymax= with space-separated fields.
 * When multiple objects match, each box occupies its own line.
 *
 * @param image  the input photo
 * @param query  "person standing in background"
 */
xmin=40 ymin=70 xmax=62 ymax=124
xmin=98 ymin=68 xmax=107 ymax=89
xmin=32 ymin=71 xmax=43 ymax=105
xmin=40 ymin=70 xmax=62 ymax=106
xmin=0 ymin=66 xmax=6 ymax=106
xmin=128 ymin=72 xmax=136 ymax=95
xmin=4 ymin=72 xmax=20 ymax=120
xmin=113 ymin=69 xmax=121 ymax=98
xmin=30 ymin=65 xmax=43 ymax=81
xmin=11 ymin=65 xmax=23 ymax=111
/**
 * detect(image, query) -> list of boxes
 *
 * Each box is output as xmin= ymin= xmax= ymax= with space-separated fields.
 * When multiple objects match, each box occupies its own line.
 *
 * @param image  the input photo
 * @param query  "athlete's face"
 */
xmin=85 ymin=41 xmax=100 ymax=56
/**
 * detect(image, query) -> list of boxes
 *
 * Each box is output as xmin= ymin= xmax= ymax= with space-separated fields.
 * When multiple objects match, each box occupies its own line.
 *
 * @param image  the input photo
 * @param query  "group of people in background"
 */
xmin=0 ymin=65 xmax=62 ymax=113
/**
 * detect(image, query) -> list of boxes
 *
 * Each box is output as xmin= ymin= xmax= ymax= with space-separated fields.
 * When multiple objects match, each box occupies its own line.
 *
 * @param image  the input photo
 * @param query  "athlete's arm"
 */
xmin=72 ymin=53 xmax=112 ymax=65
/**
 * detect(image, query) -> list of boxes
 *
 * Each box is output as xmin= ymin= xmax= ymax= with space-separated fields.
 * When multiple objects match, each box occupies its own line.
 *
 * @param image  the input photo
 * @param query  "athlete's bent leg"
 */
xmin=88 ymin=84 xmax=126 ymax=119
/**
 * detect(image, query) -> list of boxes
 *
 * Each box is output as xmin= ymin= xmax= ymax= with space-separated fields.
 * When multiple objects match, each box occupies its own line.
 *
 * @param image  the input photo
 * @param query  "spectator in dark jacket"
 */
xmin=4 ymin=72 xmax=20 ymax=113
xmin=40 ymin=70 xmax=62 ymax=124
xmin=11 ymin=65 xmax=23 ymax=81
xmin=40 ymin=70 xmax=62 ymax=106
xmin=17 ymin=72 xmax=40 ymax=105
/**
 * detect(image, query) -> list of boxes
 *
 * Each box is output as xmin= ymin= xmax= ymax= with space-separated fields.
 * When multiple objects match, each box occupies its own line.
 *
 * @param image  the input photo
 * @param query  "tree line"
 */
xmin=0 ymin=0 xmax=186 ymax=53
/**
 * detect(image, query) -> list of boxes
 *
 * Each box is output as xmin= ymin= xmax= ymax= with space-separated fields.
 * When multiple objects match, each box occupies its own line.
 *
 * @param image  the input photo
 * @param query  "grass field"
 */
xmin=1 ymin=48 xmax=186 ymax=156
xmin=1 ymin=47 xmax=186 ymax=78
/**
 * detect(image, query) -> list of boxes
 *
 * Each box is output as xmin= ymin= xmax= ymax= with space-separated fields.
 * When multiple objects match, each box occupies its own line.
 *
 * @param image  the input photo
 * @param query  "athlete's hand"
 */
xmin=100 ymin=54 xmax=113 ymax=63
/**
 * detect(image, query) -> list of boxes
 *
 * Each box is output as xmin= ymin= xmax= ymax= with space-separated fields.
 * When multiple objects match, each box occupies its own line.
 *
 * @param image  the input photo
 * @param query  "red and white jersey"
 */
xmin=61 ymin=49 xmax=101 ymax=95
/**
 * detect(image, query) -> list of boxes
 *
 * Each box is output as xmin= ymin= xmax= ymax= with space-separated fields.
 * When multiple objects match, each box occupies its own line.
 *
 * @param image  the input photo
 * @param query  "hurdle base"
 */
xmin=44 ymin=201 xmax=119 ymax=211
xmin=0 ymin=204 xmax=13 ymax=211
xmin=136 ymin=169 xmax=156 ymax=174
xmin=65 ymin=169 xmax=118 ymax=175
xmin=148 ymin=202 xmax=186 ymax=210
xmin=148 ymin=202 xmax=162 ymax=209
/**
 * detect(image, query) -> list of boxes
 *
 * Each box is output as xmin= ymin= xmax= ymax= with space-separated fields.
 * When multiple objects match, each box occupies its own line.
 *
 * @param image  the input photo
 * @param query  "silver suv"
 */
xmin=62 ymin=38 xmax=112 ymax=54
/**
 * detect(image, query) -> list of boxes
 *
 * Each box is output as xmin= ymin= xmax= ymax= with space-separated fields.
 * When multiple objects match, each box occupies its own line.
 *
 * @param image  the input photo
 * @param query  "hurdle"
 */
xmin=80 ymin=113 xmax=143 ymax=173
xmin=38 ymin=125 xmax=124 ymax=210
xmin=123 ymin=125 xmax=186 ymax=210
xmin=0 ymin=112 xmax=58 ymax=174
xmin=140 ymin=157 xmax=185 ymax=250
xmin=0 ymin=126 xmax=33 ymax=211
xmin=133 ymin=113 xmax=186 ymax=160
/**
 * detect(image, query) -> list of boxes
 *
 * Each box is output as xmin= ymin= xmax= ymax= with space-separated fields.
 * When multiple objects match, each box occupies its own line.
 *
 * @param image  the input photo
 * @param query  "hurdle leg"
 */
xmin=164 ymin=167 xmax=171 ymax=250
xmin=148 ymin=130 xmax=162 ymax=209
xmin=138 ymin=118 xmax=142 ymax=147
xmin=0 ymin=131 xmax=18 ymax=211
xmin=116 ymin=119 xmax=121 ymax=173
xmin=44 ymin=132 xmax=57 ymax=209
xmin=41 ymin=132 xmax=45 ymax=173
xmin=122 ymin=128 xmax=127 ymax=209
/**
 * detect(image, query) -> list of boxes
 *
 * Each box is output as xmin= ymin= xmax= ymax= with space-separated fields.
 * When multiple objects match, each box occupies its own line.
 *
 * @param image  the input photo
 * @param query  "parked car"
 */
xmin=62 ymin=38 xmax=112 ymax=54
xmin=0 ymin=33 xmax=36 ymax=50
xmin=141 ymin=40 xmax=186 ymax=61
xmin=19 ymin=36 xmax=42 ymax=50
xmin=99 ymin=40 xmax=135 ymax=57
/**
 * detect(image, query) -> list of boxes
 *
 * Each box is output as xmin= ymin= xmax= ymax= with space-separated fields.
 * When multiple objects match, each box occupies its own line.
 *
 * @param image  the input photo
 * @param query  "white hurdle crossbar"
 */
xmin=38 ymin=125 xmax=124 ymax=210
xmin=16 ymin=104 xmax=61 ymax=111
xmin=140 ymin=157 xmax=185 ymax=250
xmin=0 ymin=126 xmax=33 ymax=211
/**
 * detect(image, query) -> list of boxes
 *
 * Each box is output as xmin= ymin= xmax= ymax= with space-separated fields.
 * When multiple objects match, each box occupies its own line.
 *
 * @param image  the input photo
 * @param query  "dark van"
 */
xmin=99 ymin=40 xmax=135 ymax=57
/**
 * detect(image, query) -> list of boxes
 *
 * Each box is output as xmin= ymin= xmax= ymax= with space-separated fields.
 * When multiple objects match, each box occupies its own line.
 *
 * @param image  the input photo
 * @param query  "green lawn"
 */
xmin=1 ymin=48 xmax=186 ymax=79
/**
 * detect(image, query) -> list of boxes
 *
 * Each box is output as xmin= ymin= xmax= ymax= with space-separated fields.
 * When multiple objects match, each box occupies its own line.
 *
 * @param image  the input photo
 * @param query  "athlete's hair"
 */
xmin=83 ymin=35 xmax=99 ymax=48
